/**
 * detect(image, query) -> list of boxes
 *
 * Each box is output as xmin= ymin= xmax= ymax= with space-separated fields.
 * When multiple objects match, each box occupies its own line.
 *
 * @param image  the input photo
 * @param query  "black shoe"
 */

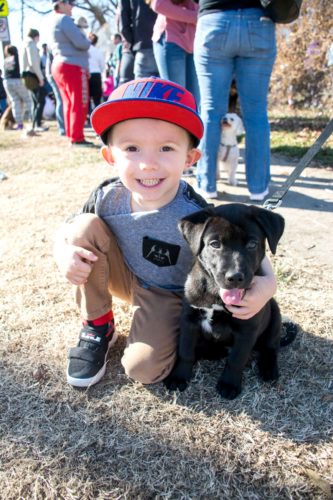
xmin=182 ymin=166 xmax=196 ymax=177
xmin=70 ymin=140 xmax=96 ymax=148
xmin=67 ymin=321 xmax=118 ymax=387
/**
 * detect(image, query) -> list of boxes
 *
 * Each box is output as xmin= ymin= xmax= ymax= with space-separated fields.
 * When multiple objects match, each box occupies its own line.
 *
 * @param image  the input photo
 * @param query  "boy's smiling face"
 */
xmin=101 ymin=118 xmax=201 ymax=212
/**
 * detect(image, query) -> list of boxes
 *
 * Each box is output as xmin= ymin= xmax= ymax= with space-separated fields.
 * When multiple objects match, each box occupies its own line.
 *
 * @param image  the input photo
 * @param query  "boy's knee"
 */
xmin=66 ymin=214 xmax=110 ymax=247
xmin=121 ymin=343 xmax=175 ymax=385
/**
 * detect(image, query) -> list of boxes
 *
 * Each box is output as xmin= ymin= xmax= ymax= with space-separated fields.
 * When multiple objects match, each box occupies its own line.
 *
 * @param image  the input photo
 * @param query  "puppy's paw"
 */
xmin=258 ymin=359 xmax=279 ymax=382
xmin=164 ymin=375 xmax=188 ymax=392
xmin=163 ymin=360 xmax=193 ymax=392
xmin=216 ymin=378 xmax=242 ymax=400
xmin=258 ymin=351 xmax=279 ymax=382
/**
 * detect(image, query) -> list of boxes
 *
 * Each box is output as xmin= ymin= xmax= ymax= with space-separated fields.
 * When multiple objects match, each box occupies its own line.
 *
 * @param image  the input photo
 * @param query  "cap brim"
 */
xmin=91 ymin=98 xmax=203 ymax=145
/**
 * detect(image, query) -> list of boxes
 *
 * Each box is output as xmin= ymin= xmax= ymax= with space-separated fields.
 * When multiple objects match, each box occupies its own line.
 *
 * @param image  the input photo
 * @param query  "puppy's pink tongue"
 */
xmin=220 ymin=288 xmax=244 ymax=305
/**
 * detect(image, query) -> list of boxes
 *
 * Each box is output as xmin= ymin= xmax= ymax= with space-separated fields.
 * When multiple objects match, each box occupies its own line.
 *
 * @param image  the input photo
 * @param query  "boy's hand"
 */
xmin=55 ymin=244 xmax=98 ymax=286
xmin=226 ymin=274 xmax=276 ymax=320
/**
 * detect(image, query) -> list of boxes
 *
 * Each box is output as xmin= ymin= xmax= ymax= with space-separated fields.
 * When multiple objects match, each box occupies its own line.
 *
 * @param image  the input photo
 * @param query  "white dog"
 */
xmin=217 ymin=113 xmax=244 ymax=186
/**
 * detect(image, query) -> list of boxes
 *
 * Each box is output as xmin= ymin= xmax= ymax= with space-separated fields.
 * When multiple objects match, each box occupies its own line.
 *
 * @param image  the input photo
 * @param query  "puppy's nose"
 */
xmin=225 ymin=271 xmax=245 ymax=286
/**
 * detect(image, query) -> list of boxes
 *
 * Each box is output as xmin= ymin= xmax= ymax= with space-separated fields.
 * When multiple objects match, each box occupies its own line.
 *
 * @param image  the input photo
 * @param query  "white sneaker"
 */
xmin=196 ymin=187 xmax=218 ymax=199
xmin=35 ymin=126 xmax=49 ymax=132
xmin=249 ymin=188 xmax=269 ymax=201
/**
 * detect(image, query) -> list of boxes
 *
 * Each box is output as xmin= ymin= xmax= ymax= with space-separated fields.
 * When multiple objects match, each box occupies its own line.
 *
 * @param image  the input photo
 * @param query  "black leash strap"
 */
xmin=264 ymin=118 xmax=333 ymax=210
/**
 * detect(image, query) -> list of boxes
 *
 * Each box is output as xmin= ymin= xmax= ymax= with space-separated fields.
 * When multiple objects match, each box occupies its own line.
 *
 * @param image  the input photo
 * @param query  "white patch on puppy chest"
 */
xmin=200 ymin=304 xmax=224 ymax=333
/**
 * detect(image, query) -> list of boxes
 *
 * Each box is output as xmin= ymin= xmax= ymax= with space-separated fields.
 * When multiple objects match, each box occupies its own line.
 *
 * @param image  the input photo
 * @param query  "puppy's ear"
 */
xmin=236 ymin=117 xmax=245 ymax=136
xmin=251 ymin=207 xmax=285 ymax=254
xmin=178 ymin=208 xmax=213 ymax=255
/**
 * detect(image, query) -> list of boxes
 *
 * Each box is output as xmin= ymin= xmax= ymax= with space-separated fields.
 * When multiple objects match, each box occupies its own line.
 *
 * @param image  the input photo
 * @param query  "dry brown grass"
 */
xmin=0 ymin=124 xmax=332 ymax=499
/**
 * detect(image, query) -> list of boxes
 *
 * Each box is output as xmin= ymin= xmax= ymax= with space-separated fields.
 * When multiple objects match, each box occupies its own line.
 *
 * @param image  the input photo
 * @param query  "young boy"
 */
xmin=53 ymin=77 xmax=277 ymax=388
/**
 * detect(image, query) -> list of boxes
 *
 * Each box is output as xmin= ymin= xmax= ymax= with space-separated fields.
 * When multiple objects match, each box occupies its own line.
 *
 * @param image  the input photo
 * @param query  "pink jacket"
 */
xmin=151 ymin=0 xmax=198 ymax=54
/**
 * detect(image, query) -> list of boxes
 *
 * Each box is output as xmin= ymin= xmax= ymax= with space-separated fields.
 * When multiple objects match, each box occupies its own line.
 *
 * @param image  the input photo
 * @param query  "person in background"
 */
xmin=150 ymin=0 xmax=199 ymax=104
xmin=102 ymin=64 xmax=114 ymax=101
xmin=75 ymin=15 xmax=88 ymax=32
xmin=2 ymin=45 xmax=32 ymax=130
xmin=0 ymin=70 xmax=8 ymax=116
xmin=49 ymin=0 xmax=93 ymax=147
xmin=118 ymin=38 xmax=135 ymax=85
xmin=194 ymin=1 xmax=277 ymax=200
xmin=110 ymin=33 xmax=123 ymax=87
xmin=45 ymin=47 xmax=65 ymax=135
xmin=22 ymin=28 xmax=48 ymax=133
xmin=88 ymin=32 xmax=105 ymax=112
xmin=40 ymin=43 xmax=53 ymax=94
xmin=119 ymin=0 xmax=159 ymax=79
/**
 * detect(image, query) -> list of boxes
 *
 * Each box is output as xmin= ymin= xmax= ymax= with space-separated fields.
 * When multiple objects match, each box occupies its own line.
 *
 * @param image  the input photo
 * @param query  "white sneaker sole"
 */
xmin=67 ymin=330 xmax=118 ymax=388
xmin=249 ymin=188 xmax=269 ymax=201
xmin=195 ymin=187 xmax=218 ymax=199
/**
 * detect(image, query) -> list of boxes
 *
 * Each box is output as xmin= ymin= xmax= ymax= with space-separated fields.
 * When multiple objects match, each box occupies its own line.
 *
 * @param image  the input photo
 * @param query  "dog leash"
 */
xmin=263 ymin=118 xmax=333 ymax=211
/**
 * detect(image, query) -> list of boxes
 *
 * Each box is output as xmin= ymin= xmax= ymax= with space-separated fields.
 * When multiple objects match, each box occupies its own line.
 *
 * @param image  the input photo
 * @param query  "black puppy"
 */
xmin=165 ymin=203 xmax=285 ymax=399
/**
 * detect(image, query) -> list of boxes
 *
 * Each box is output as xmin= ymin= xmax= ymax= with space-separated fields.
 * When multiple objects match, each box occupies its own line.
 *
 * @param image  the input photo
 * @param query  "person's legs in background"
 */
xmin=164 ymin=42 xmax=187 ymax=88
xmin=235 ymin=12 xmax=276 ymax=198
xmin=48 ymin=74 xmax=65 ymax=135
xmin=118 ymin=51 xmax=135 ymax=85
xmin=194 ymin=12 xmax=233 ymax=197
xmin=134 ymin=48 xmax=159 ymax=79
xmin=194 ymin=9 xmax=276 ymax=199
xmin=17 ymin=82 xmax=32 ymax=125
xmin=34 ymin=85 xmax=47 ymax=130
xmin=89 ymin=73 xmax=102 ymax=112
xmin=153 ymin=34 xmax=187 ymax=87
xmin=3 ymin=79 xmax=32 ymax=129
xmin=30 ymin=88 xmax=38 ymax=130
xmin=185 ymin=52 xmax=200 ymax=108
xmin=153 ymin=34 xmax=169 ymax=80
xmin=52 ymin=62 xmax=89 ymax=144
xmin=0 ymin=98 xmax=7 ymax=115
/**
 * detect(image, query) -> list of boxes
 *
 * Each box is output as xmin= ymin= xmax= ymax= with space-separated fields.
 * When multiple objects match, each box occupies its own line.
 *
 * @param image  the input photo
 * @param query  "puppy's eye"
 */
xmin=209 ymin=240 xmax=221 ymax=249
xmin=246 ymin=240 xmax=258 ymax=250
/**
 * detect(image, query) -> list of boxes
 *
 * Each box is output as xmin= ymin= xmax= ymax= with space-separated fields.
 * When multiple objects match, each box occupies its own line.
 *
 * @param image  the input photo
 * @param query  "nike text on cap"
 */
xmin=91 ymin=77 xmax=204 ymax=145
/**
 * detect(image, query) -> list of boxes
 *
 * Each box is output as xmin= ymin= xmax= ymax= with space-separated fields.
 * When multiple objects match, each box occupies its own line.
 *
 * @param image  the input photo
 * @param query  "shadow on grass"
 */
xmin=0 ymin=354 xmax=317 ymax=499
xmin=270 ymin=146 xmax=333 ymax=165
xmin=216 ymin=171 xmax=333 ymax=213
xmin=148 ymin=329 xmax=333 ymax=445
xmin=270 ymin=116 xmax=331 ymax=133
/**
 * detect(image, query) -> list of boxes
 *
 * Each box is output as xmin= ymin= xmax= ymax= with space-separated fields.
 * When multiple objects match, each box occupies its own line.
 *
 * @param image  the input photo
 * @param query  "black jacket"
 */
xmin=119 ymin=0 xmax=157 ymax=52
xmin=196 ymin=0 xmax=261 ymax=16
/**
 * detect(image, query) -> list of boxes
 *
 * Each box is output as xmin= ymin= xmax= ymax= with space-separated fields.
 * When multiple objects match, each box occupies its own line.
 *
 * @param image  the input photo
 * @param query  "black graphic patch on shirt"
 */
xmin=142 ymin=236 xmax=180 ymax=267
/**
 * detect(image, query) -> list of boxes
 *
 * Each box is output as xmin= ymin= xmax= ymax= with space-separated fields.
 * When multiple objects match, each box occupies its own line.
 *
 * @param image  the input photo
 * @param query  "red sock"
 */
xmin=82 ymin=311 xmax=114 ymax=337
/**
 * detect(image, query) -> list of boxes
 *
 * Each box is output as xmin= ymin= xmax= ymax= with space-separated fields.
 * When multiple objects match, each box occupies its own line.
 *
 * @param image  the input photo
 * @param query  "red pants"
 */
xmin=52 ymin=61 xmax=89 ymax=143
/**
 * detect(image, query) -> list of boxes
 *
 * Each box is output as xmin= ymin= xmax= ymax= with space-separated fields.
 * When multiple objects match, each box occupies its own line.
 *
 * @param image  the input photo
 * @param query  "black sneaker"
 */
xmin=182 ymin=166 xmax=196 ymax=177
xmin=70 ymin=139 xmax=97 ymax=148
xmin=67 ymin=321 xmax=118 ymax=387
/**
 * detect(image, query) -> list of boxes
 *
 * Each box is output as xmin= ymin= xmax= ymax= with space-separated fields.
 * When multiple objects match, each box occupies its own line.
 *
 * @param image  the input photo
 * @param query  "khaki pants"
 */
xmin=66 ymin=214 xmax=182 ymax=384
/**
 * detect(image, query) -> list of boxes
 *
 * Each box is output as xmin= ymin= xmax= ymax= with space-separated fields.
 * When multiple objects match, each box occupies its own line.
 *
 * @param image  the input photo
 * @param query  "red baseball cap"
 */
xmin=91 ymin=77 xmax=203 ymax=145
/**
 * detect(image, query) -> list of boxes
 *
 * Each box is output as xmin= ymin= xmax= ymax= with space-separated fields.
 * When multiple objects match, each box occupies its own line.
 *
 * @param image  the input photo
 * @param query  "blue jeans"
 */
xmin=194 ymin=9 xmax=276 ymax=194
xmin=153 ymin=33 xmax=200 ymax=106
xmin=0 ymin=98 xmax=7 ymax=114
xmin=134 ymin=48 xmax=159 ymax=79
xmin=47 ymin=74 xmax=65 ymax=135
